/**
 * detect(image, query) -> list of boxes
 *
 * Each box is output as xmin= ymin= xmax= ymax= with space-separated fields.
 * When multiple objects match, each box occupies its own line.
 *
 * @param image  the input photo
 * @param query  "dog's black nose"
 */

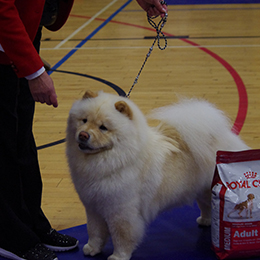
xmin=79 ymin=131 xmax=90 ymax=141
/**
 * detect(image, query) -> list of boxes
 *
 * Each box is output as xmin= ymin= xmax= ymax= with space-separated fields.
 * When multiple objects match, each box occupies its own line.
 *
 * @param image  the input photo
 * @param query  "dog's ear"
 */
xmin=115 ymin=101 xmax=133 ymax=120
xmin=82 ymin=90 xmax=98 ymax=99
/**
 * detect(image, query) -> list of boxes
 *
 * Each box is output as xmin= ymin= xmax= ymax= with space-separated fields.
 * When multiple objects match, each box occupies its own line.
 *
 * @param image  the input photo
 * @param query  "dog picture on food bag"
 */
xmin=227 ymin=194 xmax=255 ymax=219
xmin=220 ymin=167 xmax=260 ymax=222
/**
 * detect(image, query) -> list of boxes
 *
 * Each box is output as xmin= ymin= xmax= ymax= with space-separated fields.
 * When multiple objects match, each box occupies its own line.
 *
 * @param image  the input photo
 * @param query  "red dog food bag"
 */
xmin=211 ymin=149 xmax=260 ymax=259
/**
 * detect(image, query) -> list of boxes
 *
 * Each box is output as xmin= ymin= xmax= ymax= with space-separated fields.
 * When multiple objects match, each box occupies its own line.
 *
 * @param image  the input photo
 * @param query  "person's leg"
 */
xmin=17 ymin=77 xmax=79 ymax=252
xmin=17 ymin=77 xmax=52 ymax=236
xmin=0 ymin=65 xmax=41 ymax=254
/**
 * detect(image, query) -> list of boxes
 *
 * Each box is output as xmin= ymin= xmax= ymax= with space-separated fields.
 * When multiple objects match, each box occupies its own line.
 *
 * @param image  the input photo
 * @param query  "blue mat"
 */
xmin=55 ymin=204 xmax=260 ymax=260
xmin=2 ymin=204 xmax=260 ymax=259
xmin=57 ymin=204 xmax=216 ymax=260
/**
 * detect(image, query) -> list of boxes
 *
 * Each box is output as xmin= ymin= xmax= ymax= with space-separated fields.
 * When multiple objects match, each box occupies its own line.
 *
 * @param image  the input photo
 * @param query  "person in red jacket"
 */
xmin=0 ymin=0 xmax=166 ymax=259
xmin=0 ymin=1 xmax=78 ymax=260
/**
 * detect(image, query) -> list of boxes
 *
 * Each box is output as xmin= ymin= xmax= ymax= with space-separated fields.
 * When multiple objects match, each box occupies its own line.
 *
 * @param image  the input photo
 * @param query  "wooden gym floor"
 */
xmin=37 ymin=0 xmax=260 ymax=231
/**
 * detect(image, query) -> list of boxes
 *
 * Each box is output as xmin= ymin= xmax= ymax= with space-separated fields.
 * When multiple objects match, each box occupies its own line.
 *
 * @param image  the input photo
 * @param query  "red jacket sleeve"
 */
xmin=0 ymin=0 xmax=45 ymax=78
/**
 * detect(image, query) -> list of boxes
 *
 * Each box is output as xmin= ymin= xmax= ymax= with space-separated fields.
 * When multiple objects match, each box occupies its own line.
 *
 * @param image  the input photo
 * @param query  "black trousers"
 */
xmin=0 ymin=28 xmax=51 ymax=254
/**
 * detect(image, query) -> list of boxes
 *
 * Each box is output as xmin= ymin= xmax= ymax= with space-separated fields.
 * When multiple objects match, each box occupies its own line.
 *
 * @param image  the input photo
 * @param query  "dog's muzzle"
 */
xmin=77 ymin=131 xmax=112 ymax=154
xmin=78 ymin=131 xmax=92 ymax=151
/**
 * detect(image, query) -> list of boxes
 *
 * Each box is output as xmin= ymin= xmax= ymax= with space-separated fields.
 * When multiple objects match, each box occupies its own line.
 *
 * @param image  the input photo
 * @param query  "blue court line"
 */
xmin=48 ymin=0 xmax=133 ymax=75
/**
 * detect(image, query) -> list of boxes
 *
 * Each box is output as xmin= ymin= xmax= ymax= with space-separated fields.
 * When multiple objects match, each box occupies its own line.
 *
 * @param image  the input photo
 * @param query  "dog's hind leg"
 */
xmin=196 ymin=191 xmax=211 ymax=226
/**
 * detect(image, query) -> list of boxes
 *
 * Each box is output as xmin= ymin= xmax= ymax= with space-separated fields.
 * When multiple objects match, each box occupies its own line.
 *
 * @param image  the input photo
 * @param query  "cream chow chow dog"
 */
xmin=66 ymin=90 xmax=248 ymax=260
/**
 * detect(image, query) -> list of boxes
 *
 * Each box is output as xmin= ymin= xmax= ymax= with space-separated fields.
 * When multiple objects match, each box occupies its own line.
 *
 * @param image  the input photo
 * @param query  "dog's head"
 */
xmin=67 ymin=90 xmax=147 ymax=156
xmin=248 ymin=194 xmax=255 ymax=200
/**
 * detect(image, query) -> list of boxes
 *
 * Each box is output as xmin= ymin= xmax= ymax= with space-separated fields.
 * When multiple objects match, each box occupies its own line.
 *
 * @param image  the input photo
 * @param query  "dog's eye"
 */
xmin=82 ymin=119 xmax=87 ymax=124
xmin=99 ymin=125 xmax=108 ymax=131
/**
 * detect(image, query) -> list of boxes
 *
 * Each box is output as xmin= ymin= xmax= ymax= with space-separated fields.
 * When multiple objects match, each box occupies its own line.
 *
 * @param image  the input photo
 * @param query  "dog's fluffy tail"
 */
xmin=150 ymin=99 xmax=249 ymax=169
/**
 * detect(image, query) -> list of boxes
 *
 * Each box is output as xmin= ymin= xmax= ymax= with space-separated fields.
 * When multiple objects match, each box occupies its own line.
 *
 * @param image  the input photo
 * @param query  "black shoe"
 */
xmin=40 ymin=229 xmax=79 ymax=252
xmin=0 ymin=244 xmax=58 ymax=260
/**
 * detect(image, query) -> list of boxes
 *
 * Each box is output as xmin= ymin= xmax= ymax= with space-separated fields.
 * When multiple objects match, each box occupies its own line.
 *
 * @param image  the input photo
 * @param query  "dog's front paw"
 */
xmin=196 ymin=216 xmax=211 ymax=226
xmin=83 ymin=243 xmax=101 ymax=256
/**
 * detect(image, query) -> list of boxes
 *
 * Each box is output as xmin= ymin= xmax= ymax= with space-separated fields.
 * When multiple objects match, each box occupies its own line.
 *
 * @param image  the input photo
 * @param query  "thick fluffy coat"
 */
xmin=66 ymin=91 xmax=249 ymax=260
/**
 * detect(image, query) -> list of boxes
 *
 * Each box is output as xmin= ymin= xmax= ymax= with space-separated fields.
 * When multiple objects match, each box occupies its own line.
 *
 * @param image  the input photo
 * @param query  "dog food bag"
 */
xmin=211 ymin=149 xmax=260 ymax=259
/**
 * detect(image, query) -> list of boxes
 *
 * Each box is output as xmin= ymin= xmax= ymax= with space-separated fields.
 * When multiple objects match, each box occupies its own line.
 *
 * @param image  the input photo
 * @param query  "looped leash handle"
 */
xmin=147 ymin=13 xmax=168 ymax=50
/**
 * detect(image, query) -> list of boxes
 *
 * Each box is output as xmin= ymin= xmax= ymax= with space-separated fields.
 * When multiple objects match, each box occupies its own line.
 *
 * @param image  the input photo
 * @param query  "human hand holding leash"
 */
xmin=136 ymin=0 xmax=168 ymax=17
xmin=28 ymin=71 xmax=58 ymax=107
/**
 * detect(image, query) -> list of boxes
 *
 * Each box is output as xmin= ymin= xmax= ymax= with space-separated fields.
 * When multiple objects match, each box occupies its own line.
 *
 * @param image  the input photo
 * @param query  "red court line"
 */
xmin=70 ymin=14 xmax=248 ymax=134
